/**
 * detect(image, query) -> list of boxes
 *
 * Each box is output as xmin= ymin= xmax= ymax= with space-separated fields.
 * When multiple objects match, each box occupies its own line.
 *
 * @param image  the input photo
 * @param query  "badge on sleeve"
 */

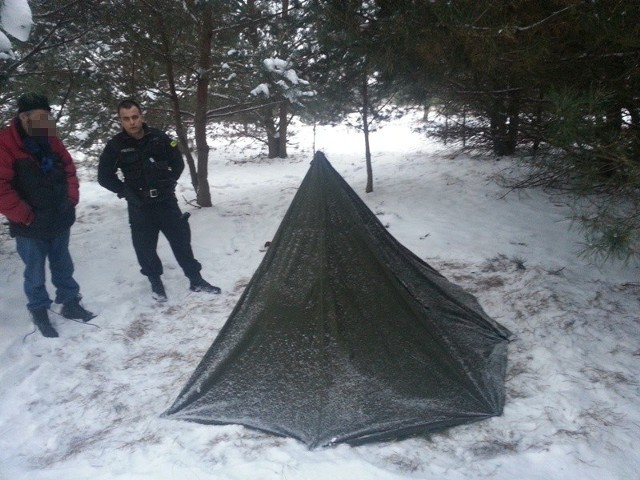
xmin=170 ymin=140 xmax=178 ymax=147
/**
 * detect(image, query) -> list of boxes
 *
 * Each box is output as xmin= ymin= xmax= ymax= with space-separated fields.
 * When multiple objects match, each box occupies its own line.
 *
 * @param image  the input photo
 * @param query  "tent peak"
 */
xmin=312 ymin=150 xmax=329 ymax=164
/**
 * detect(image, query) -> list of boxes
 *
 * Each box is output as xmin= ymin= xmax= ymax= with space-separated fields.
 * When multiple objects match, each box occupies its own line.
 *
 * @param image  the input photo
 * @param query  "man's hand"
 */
xmin=118 ymin=185 xmax=143 ymax=207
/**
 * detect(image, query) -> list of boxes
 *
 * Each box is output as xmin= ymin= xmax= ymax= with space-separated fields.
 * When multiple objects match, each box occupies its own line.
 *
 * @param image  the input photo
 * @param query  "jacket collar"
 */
xmin=120 ymin=123 xmax=150 ymax=141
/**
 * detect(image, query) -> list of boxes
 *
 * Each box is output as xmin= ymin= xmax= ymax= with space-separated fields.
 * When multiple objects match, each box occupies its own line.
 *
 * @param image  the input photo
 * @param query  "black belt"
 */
xmin=135 ymin=187 xmax=173 ymax=198
xmin=140 ymin=188 xmax=172 ymax=198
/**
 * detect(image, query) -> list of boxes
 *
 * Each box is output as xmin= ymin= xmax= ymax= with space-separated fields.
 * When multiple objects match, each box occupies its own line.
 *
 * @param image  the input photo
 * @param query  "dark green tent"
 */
xmin=163 ymin=151 xmax=511 ymax=448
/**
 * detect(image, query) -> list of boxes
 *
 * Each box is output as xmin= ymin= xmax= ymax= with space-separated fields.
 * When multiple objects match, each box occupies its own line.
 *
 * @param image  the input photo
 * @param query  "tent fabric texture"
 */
xmin=163 ymin=151 xmax=512 ymax=449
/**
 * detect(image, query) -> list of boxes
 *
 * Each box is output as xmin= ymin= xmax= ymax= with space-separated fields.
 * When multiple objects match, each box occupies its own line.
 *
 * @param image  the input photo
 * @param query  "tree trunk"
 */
xmin=194 ymin=3 xmax=213 ymax=207
xmin=490 ymin=92 xmax=519 ymax=157
xmin=156 ymin=13 xmax=198 ymax=192
xmin=264 ymin=107 xmax=279 ymax=158
xmin=364 ymin=126 xmax=373 ymax=193
xmin=171 ymin=93 xmax=198 ymax=193
xmin=362 ymin=70 xmax=373 ymax=193
xmin=490 ymin=112 xmax=508 ymax=156
xmin=532 ymin=90 xmax=543 ymax=154
xmin=506 ymin=91 xmax=520 ymax=154
xmin=277 ymin=102 xmax=288 ymax=158
xmin=276 ymin=0 xmax=289 ymax=159
xmin=247 ymin=0 xmax=281 ymax=158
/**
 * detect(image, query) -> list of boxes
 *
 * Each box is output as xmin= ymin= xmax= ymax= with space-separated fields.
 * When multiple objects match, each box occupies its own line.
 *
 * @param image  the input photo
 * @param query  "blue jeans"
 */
xmin=15 ymin=229 xmax=80 ymax=311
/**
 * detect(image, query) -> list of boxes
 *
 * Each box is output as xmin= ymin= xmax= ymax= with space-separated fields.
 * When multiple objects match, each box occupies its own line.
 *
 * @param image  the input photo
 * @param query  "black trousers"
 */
xmin=127 ymin=197 xmax=201 ymax=280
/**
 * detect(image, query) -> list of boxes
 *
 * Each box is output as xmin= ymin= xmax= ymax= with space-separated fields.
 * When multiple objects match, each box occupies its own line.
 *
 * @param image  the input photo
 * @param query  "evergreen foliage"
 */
xmin=366 ymin=0 xmax=640 ymax=262
xmin=1 ymin=0 xmax=638 ymax=260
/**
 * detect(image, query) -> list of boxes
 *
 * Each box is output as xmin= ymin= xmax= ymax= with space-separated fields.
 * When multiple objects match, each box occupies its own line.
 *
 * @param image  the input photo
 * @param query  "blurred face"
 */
xmin=118 ymin=105 xmax=144 ymax=139
xmin=19 ymin=109 xmax=57 ymax=137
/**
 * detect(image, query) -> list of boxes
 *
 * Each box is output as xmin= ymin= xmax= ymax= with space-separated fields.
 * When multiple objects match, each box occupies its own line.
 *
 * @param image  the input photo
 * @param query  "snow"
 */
xmin=250 ymin=57 xmax=313 ymax=102
xmin=1 ymin=116 xmax=639 ymax=479
xmin=263 ymin=58 xmax=290 ymax=74
xmin=0 ymin=30 xmax=11 ymax=53
xmin=250 ymin=83 xmax=270 ymax=97
xmin=0 ymin=0 xmax=32 ymax=44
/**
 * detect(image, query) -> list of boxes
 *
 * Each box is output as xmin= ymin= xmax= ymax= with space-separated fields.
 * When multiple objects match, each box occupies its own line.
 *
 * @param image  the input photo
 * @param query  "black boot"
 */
xmin=149 ymin=275 xmax=167 ymax=302
xmin=31 ymin=308 xmax=59 ymax=338
xmin=189 ymin=275 xmax=221 ymax=294
xmin=61 ymin=296 xmax=96 ymax=322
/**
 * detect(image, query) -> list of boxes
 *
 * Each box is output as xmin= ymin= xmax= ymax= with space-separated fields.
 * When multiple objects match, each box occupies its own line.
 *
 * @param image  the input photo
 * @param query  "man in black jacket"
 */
xmin=98 ymin=99 xmax=219 ymax=301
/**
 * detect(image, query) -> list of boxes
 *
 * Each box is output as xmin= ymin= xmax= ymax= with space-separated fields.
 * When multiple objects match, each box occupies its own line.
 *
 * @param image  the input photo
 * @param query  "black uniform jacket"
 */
xmin=98 ymin=125 xmax=183 ymax=203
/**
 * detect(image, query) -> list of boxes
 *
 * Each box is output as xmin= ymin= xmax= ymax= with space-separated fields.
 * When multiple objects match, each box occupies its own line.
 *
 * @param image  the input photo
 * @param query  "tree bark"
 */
xmin=490 ymin=92 xmax=519 ymax=157
xmin=194 ymin=3 xmax=213 ymax=207
xmin=156 ymin=12 xmax=198 ymax=192
xmin=264 ymin=107 xmax=279 ymax=158
xmin=362 ymin=70 xmax=373 ymax=193
xmin=277 ymin=102 xmax=288 ymax=158
xmin=276 ymin=0 xmax=290 ymax=159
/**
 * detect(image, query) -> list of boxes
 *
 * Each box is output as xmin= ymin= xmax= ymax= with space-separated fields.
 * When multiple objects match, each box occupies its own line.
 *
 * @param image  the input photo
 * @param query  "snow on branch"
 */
xmin=0 ymin=0 xmax=32 ymax=57
xmin=251 ymin=57 xmax=315 ymax=104
xmin=263 ymin=58 xmax=310 ymax=86
xmin=251 ymin=83 xmax=270 ymax=97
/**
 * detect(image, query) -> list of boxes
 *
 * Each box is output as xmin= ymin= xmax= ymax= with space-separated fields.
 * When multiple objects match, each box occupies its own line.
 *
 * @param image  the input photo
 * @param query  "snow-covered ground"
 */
xmin=1 ymin=117 xmax=638 ymax=480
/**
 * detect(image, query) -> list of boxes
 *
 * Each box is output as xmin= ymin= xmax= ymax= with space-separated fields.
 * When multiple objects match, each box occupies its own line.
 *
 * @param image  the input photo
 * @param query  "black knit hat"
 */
xmin=17 ymin=93 xmax=51 ymax=113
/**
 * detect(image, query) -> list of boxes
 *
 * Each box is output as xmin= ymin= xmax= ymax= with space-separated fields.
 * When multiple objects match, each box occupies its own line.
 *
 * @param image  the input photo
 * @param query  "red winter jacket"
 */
xmin=0 ymin=118 xmax=79 ymax=238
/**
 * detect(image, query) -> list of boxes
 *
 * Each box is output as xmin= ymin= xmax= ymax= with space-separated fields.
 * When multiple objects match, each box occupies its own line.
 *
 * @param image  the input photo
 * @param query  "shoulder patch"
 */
xmin=170 ymin=140 xmax=178 ymax=148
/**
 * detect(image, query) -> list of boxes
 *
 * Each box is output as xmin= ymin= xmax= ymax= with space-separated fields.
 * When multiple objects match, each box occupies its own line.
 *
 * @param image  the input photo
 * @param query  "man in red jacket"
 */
xmin=0 ymin=93 xmax=94 ymax=338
